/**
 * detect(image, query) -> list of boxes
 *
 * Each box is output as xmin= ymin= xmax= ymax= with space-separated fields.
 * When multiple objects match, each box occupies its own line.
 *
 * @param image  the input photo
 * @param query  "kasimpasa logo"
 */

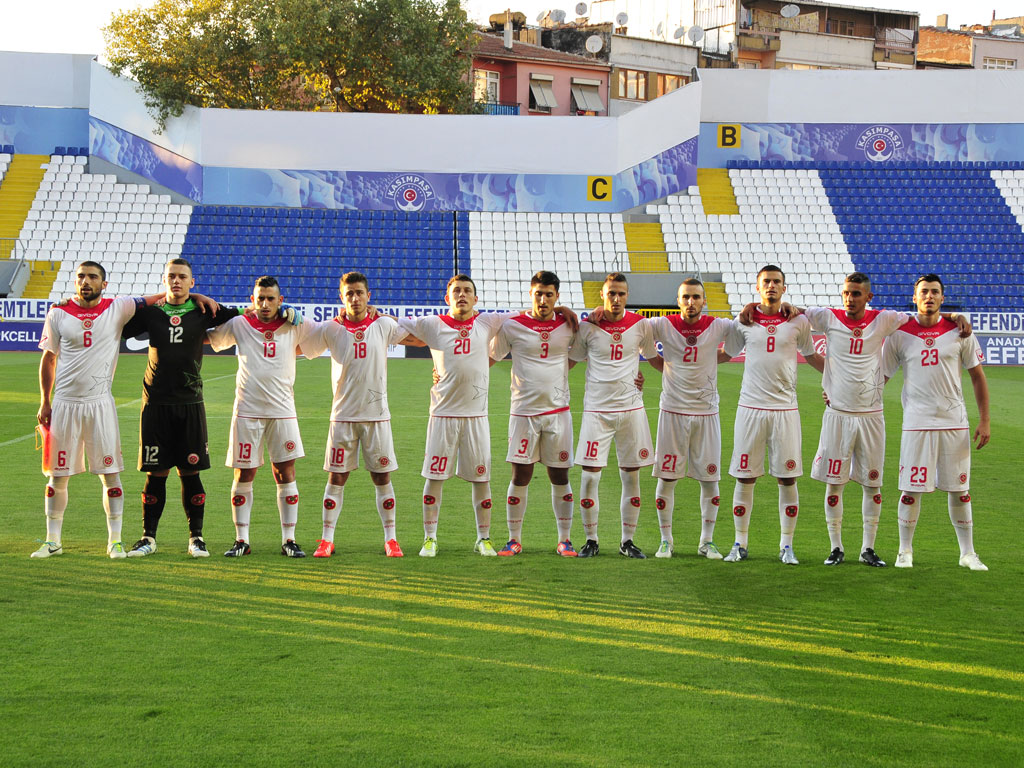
xmin=856 ymin=126 xmax=903 ymax=163
xmin=387 ymin=174 xmax=435 ymax=212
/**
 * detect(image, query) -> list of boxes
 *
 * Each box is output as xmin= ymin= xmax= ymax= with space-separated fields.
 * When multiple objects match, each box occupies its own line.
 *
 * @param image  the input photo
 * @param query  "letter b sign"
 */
xmin=717 ymin=124 xmax=741 ymax=148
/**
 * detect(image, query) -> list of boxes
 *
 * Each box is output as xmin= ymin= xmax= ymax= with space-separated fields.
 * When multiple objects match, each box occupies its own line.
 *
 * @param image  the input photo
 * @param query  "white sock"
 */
xmin=948 ymin=491 xmax=975 ymax=557
xmin=699 ymin=480 xmax=720 ymax=545
xmin=580 ymin=471 xmax=602 ymax=542
xmin=779 ymin=483 xmax=799 ymax=549
xmin=472 ymin=482 xmax=492 ymax=540
xmin=232 ymin=480 xmax=255 ymax=542
xmin=732 ymin=482 xmax=754 ymax=548
xmin=552 ymin=484 xmax=574 ymax=541
xmin=861 ymin=487 xmax=882 ymax=552
xmin=506 ymin=482 xmax=528 ymax=542
xmin=277 ymin=481 xmax=299 ymax=543
xmin=100 ymin=473 xmax=124 ymax=544
xmin=620 ymin=469 xmax=642 ymax=544
xmin=44 ymin=475 xmax=69 ymax=543
xmin=655 ymin=478 xmax=676 ymax=544
xmin=897 ymin=491 xmax=921 ymax=552
xmin=422 ymin=479 xmax=443 ymax=539
xmin=375 ymin=482 xmax=396 ymax=542
xmin=321 ymin=483 xmax=343 ymax=543
xmin=825 ymin=483 xmax=844 ymax=551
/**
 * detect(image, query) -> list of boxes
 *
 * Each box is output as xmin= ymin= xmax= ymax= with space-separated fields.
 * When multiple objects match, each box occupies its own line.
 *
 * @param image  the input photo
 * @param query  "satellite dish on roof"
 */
xmin=575 ymin=2 xmax=587 ymax=15
xmin=585 ymin=34 xmax=604 ymax=52
xmin=673 ymin=26 xmax=686 ymax=39
xmin=780 ymin=4 xmax=800 ymax=18
xmin=687 ymin=25 xmax=705 ymax=42
xmin=615 ymin=12 xmax=629 ymax=26
xmin=536 ymin=10 xmax=547 ymax=22
xmin=551 ymin=8 xmax=566 ymax=22
xmin=655 ymin=22 xmax=664 ymax=37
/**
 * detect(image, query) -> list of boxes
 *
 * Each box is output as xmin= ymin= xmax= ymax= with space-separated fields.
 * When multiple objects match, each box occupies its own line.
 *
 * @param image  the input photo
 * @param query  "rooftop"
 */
xmin=472 ymin=32 xmax=610 ymax=69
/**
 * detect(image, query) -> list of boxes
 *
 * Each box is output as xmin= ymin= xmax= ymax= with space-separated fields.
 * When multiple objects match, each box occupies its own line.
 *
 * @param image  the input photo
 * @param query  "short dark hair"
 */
xmin=341 ymin=272 xmax=369 ymax=291
xmin=530 ymin=271 xmax=560 ymax=291
xmin=78 ymin=260 xmax=106 ymax=281
xmin=681 ymin=277 xmax=704 ymax=290
xmin=604 ymin=272 xmax=628 ymax=285
xmin=166 ymin=257 xmax=192 ymax=273
xmin=914 ymin=273 xmax=945 ymax=292
xmin=254 ymin=275 xmax=280 ymax=291
xmin=757 ymin=265 xmax=785 ymax=284
xmin=845 ymin=272 xmax=871 ymax=288
xmin=446 ymin=274 xmax=477 ymax=295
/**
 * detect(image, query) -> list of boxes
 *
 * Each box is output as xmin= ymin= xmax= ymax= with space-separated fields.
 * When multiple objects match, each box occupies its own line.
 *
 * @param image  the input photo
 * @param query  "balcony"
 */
xmin=478 ymin=101 xmax=520 ymax=116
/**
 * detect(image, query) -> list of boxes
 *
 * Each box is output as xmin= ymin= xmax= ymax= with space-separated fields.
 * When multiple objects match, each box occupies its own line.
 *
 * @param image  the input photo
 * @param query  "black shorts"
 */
xmin=139 ymin=402 xmax=211 ymax=472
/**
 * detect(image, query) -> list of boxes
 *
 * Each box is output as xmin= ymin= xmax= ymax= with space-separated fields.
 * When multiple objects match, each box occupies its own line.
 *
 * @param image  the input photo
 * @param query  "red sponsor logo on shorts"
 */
xmin=581 ymin=498 xmax=595 ymax=509
xmin=423 ymin=495 xmax=436 ymax=505
xmin=187 ymin=453 xmax=199 ymax=465
xmin=827 ymin=495 xmax=839 ymax=507
xmin=190 ymin=493 xmax=205 ymax=505
xmin=656 ymin=498 xmax=666 ymax=510
xmin=476 ymin=465 xmax=486 ymax=476
xmin=785 ymin=459 xmax=796 ymax=471
xmin=868 ymin=469 xmax=879 ymax=481
xmin=383 ymin=498 xmax=395 ymax=510
xmin=630 ymin=496 xmax=641 ymax=508
xmin=285 ymin=495 xmax=298 ymax=505
xmin=103 ymin=455 xmax=113 ymax=467
xmin=960 ymin=493 xmax=971 ymax=503
xmin=170 ymin=315 xmax=181 ymax=327
xmin=323 ymin=499 xmax=336 ymax=510
xmin=733 ymin=505 xmax=746 ymax=517
xmin=711 ymin=496 xmax=720 ymax=506
xmin=232 ymin=495 xmax=246 ymax=507
xmin=785 ymin=505 xmax=798 ymax=517
xmin=707 ymin=463 xmax=717 ymax=475
xmin=285 ymin=440 xmax=296 ymax=451
xmin=379 ymin=457 xmax=390 ymax=467
xmin=481 ymin=499 xmax=491 ymax=509
xmin=639 ymin=448 xmax=649 ymax=460
xmin=873 ymin=494 xmax=882 ymax=505
xmin=959 ymin=473 xmax=968 ymax=484
xmin=264 ymin=331 xmax=274 ymax=341
xmin=46 ymin=486 xmax=55 ymax=498
xmin=143 ymin=493 xmax=158 ymax=505
xmin=901 ymin=495 xmax=915 ymax=505
xmin=562 ymin=493 xmax=573 ymax=502
xmin=107 ymin=487 xmax=123 ymax=498
xmin=558 ymin=451 xmax=569 ymax=462
xmin=507 ymin=496 xmax=521 ymax=505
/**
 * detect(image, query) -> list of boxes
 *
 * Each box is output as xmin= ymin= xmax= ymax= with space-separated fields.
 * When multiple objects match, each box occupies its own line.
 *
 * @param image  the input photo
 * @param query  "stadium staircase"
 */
xmin=696 ymin=168 xmax=739 ymax=215
xmin=701 ymin=280 xmax=732 ymax=317
xmin=0 ymin=154 xmax=47 ymax=239
xmin=622 ymin=222 xmax=669 ymax=272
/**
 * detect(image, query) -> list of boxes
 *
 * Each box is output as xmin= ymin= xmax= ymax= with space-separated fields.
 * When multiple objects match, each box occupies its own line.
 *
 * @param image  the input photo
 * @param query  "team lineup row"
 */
xmin=32 ymin=259 xmax=990 ymax=570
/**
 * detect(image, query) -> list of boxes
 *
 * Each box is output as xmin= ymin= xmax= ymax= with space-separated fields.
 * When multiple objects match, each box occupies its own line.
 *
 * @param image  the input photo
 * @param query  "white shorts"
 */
xmin=46 ymin=397 xmax=123 ymax=477
xmin=811 ymin=409 xmax=885 ymax=487
xmin=422 ymin=416 xmax=491 ymax=482
xmin=898 ymin=429 xmax=971 ymax=493
xmin=730 ymin=407 xmax=802 ymax=479
xmin=506 ymin=411 xmax=574 ymax=467
xmin=323 ymin=420 xmax=398 ymax=474
xmin=653 ymin=411 xmax=721 ymax=481
xmin=227 ymin=416 xmax=304 ymax=469
xmin=575 ymin=409 xmax=654 ymax=469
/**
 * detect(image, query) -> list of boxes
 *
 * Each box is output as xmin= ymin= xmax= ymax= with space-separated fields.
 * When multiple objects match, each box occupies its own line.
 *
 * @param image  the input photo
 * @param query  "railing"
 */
xmin=875 ymin=27 xmax=916 ymax=53
xmin=0 ymin=238 xmax=28 ymax=297
xmin=602 ymin=251 xmax=702 ymax=276
xmin=478 ymin=101 xmax=520 ymax=116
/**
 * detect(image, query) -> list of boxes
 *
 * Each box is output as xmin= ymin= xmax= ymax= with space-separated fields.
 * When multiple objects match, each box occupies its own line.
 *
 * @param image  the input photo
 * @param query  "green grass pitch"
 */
xmin=1 ymin=350 xmax=1022 ymax=767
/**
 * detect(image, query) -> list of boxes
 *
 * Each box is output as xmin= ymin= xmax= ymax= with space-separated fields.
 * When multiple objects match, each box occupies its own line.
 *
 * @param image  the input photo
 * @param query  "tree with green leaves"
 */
xmin=104 ymin=0 xmax=477 ymax=128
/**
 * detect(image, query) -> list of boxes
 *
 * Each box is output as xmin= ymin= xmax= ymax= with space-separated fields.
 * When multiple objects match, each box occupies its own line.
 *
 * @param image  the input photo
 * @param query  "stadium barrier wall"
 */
xmin=0 ymin=105 xmax=88 ymax=156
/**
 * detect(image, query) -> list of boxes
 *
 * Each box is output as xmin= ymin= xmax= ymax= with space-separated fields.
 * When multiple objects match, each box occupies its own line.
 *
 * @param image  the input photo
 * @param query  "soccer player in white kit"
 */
xmin=880 ymin=274 xmax=990 ymax=571
xmin=308 ymin=271 xmax=420 ymax=558
xmin=723 ymin=265 xmax=823 ymax=565
xmin=399 ymin=275 xmax=510 ymax=557
xmin=208 ymin=276 xmax=319 ymax=558
xmin=33 ymin=261 xmax=146 ymax=558
xmin=649 ymin=278 xmax=735 ymax=559
xmin=489 ymin=271 xmax=579 ymax=557
xmin=571 ymin=273 xmax=659 ymax=559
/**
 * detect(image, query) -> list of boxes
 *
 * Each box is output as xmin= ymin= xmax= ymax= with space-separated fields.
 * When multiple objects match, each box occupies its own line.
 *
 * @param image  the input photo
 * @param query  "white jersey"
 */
xmin=650 ymin=314 xmax=734 ymax=416
xmin=400 ymin=312 xmax=507 ymax=417
xmin=208 ymin=315 xmax=319 ymax=419
xmin=881 ymin=317 xmax=984 ymax=431
xmin=806 ymin=307 xmax=908 ymax=413
xmin=490 ymin=314 xmax=575 ymax=417
xmin=309 ymin=315 xmax=400 ymax=422
xmin=570 ymin=311 xmax=657 ymax=413
xmin=39 ymin=296 xmax=140 ymax=402
xmin=724 ymin=310 xmax=816 ymax=410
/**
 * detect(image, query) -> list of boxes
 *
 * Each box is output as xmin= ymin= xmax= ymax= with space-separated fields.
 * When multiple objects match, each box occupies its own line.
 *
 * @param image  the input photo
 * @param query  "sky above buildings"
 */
xmin=0 ymin=0 xmax=1004 ymax=60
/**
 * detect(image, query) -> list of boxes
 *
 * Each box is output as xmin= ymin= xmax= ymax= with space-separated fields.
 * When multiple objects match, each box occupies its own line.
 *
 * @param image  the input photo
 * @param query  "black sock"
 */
xmin=181 ymin=474 xmax=206 ymax=538
xmin=142 ymin=474 xmax=167 ymax=539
